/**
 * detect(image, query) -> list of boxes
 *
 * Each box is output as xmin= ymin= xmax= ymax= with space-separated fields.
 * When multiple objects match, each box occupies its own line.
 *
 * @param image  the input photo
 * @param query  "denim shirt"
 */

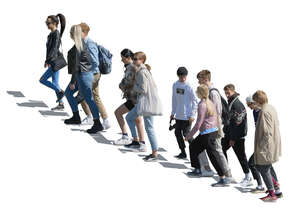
xmin=85 ymin=37 xmax=100 ymax=74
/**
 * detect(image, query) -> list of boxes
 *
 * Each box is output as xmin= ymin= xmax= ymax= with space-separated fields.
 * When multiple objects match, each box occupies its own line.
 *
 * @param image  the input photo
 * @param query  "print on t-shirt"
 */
xmin=176 ymin=88 xmax=185 ymax=95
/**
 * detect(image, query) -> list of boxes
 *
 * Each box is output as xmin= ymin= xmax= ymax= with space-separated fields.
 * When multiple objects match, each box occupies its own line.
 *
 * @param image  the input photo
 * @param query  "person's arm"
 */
xmin=87 ymin=42 xmax=99 ymax=71
xmin=171 ymin=83 xmax=176 ymax=117
xmin=70 ymin=49 xmax=80 ymax=85
xmin=260 ymin=110 xmax=273 ymax=143
xmin=186 ymin=102 xmax=206 ymax=140
xmin=45 ymin=31 xmax=60 ymax=64
xmin=210 ymin=90 xmax=222 ymax=117
xmin=132 ymin=70 xmax=147 ymax=95
xmin=188 ymin=86 xmax=198 ymax=120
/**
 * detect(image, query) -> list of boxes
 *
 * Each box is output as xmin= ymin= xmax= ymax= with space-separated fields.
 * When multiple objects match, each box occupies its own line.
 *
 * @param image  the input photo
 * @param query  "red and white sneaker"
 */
xmin=260 ymin=194 xmax=277 ymax=202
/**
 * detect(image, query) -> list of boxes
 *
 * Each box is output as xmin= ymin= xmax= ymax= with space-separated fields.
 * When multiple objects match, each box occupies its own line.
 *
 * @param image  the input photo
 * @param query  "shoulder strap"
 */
xmin=228 ymin=96 xmax=239 ymax=112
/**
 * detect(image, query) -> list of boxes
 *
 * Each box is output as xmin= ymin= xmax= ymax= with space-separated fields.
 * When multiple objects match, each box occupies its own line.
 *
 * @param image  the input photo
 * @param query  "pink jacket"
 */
xmin=186 ymin=99 xmax=218 ymax=140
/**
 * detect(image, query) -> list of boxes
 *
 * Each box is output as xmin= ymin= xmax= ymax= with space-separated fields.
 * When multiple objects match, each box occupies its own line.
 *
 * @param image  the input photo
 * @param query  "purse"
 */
xmin=52 ymin=51 xmax=67 ymax=71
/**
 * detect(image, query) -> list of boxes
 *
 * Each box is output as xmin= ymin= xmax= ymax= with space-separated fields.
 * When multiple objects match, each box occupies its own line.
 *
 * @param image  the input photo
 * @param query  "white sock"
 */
xmin=257 ymin=185 xmax=263 ymax=189
xmin=245 ymin=173 xmax=251 ymax=180
xmin=275 ymin=188 xmax=281 ymax=194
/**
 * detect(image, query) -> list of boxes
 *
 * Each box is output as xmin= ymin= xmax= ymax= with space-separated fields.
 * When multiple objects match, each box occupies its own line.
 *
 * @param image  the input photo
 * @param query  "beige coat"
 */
xmin=254 ymin=104 xmax=282 ymax=165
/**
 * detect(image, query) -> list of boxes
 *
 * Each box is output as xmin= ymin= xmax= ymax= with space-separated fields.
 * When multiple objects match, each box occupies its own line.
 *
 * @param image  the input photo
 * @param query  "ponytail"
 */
xmin=56 ymin=13 xmax=66 ymax=37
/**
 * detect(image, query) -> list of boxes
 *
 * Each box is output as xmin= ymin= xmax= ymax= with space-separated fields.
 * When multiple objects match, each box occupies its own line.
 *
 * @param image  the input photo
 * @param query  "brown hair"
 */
xmin=224 ymin=84 xmax=235 ymax=91
xmin=197 ymin=70 xmax=211 ymax=81
xmin=80 ymin=22 xmax=90 ymax=34
xmin=47 ymin=13 xmax=66 ymax=37
xmin=134 ymin=51 xmax=151 ymax=71
xmin=253 ymin=90 xmax=268 ymax=105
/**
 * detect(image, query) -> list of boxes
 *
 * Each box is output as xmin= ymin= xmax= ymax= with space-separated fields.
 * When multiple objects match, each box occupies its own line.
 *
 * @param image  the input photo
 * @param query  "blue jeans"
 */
xmin=65 ymin=72 xmax=99 ymax=119
xmin=126 ymin=106 xmax=158 ymax=151
xmin=40 ymin=66 xmax=62 ymax=103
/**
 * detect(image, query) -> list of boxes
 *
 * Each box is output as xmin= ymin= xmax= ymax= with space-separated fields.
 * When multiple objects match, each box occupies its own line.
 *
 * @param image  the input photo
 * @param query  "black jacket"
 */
xmin=45 ymin=30 xmax=61 ymax=64
xmin=224 ymin=93 xmax=248 ymax=140
xmin=68 ymin=40 xmax=92 ymax=84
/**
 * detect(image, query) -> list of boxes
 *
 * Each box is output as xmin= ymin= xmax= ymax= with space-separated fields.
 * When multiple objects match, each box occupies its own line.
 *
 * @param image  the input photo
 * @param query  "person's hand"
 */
xmin=229 ymin=140 xmax=235 ymax=147
xmin=170 ymin=115 xmax=175 ymax=120
xmin=184 ymin=137 xmax=189 ymax=142
xmin=189 ymin=117 xmax=195 ymax=124
xmin=69 ymin=83 xmax=75 ymax=90
xmin=44 ymin=63 xmax=49 ymax=68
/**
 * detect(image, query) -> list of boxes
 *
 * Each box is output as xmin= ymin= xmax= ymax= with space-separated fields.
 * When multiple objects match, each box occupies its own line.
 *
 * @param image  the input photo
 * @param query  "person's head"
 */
xmin=252 ymin=90 xmax=268 ymax=107
xmin=223 ymin=84 xmax=236 ymax=99
xmin=133 ymin=52 xmax=151 ymax=71
xmin=197 ymin=70 xmax=211 ymax=86
xmin=177 ymin=67 xmax=188 ymax=82
xmin=196 ymin=85 xmax=214 ymax=116
xmin=246 ymin=95 xmax=257 ymax=110
xmin=46 ymin=14 xmax=66 ymax=37
xmin=121 ymin=49 xmax=134 ymax=65
xmin=80 ymin=22 xmax=90 ymax=38
xmin=70 ymin=25 xmax=83 ymax=52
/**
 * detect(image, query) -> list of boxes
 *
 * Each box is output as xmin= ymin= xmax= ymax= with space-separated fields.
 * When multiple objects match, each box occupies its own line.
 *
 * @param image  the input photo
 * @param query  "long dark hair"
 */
xmin=121 ymin=48 xmax=134 ymax=59
xmin=47 ymin=13 xmax=66 ymax=37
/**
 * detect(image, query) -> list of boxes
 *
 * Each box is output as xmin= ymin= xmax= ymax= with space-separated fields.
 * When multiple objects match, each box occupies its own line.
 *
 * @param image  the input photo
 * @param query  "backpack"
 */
xmin=97 ymin=44 xmax=113 ymax=74
xmin=209 ymin=88 xmax=229 ymax=126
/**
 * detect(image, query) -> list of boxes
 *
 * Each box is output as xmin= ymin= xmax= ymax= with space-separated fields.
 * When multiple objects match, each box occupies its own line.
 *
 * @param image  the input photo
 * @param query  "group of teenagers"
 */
xmin=40 ymin=14 xmax=283 ymax=202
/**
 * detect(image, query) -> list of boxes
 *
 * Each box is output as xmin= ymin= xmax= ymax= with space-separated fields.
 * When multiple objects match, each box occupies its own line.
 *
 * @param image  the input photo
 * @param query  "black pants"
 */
xmin=248 ymin=153 xmax=262 ymax=185
xmin=256 ymin=164 xmax=279 ymax=190
xmin=189 ymin=132 xmax=223 ymax=174
xmin=222 ymin=136 xmax=250 ymax=174
xmin=174 ymin=119 xmax=191 ymax=152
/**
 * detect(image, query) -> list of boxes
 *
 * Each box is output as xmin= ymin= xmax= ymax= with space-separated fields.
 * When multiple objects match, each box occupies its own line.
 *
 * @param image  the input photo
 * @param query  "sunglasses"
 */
xmin=45 ymin=21 xmax=52 ymax=26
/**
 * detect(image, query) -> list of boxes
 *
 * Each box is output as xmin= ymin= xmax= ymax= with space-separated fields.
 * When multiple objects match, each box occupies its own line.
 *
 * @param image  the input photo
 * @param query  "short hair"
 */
xmin=80 ymin=22 xmax=90 ymax=34
xmin=197 ymin=70 xmax=211 ymax=81
xmin=253 ymin=90 xmax=268 ymax=105
xmin=224 ymin=84 xmax=235 ymax=91
xmin=177 ymin=67 xmax=188 ymax=76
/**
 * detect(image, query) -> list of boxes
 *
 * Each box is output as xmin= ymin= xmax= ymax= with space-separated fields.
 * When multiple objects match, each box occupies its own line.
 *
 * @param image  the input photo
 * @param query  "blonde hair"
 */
xmin=70 ymin=25 xmax=83 ymax=52
xmin=134 ymin=52 xmax=151 ymax=71
xmin=197 ymin=85 xmax=215 ymax=116
xmin=253 ymin=90 xmax=268 ymax=105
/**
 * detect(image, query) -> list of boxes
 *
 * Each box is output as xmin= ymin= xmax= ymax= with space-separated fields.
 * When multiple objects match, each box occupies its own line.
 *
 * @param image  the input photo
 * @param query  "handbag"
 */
xmin=51 ymin=51 xmax=67 ymax=71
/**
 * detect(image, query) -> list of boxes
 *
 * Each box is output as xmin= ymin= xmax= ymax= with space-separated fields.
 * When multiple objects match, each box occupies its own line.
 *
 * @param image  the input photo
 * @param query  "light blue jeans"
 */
xmin=65 ymin=72 xmax=100 ymax=119
xmin=126 ymin=106 xmax=158 ymax=151
xmin=40 ymin=66 xmax=62 ymax=103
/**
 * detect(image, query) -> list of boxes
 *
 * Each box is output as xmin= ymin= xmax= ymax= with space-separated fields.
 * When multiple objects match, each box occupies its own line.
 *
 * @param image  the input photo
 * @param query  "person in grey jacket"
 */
xmin=114 ymin=49 xmax=143 ymax=145
xmin=125 ymin=52 xmax=162 ymax=161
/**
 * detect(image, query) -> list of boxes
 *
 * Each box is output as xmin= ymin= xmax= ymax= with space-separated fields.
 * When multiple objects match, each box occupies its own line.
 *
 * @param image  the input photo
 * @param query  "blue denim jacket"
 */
xmin=85 ymin=37 xmax=100 ymax=74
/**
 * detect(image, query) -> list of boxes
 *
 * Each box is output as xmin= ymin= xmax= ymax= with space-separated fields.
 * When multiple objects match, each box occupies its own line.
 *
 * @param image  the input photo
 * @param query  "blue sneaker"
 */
xmin=211 ymin=178 xmax=230 ymax=187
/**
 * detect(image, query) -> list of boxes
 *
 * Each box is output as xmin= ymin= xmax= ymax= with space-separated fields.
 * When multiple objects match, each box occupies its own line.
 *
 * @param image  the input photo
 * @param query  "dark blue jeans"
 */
xmin=65 ymin=72 xmax=99 ymax=119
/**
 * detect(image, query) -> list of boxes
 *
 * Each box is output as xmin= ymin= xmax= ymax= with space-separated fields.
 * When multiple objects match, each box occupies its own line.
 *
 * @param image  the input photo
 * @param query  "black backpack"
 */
xmin=209 ymin=88 xmax=229 ymax=126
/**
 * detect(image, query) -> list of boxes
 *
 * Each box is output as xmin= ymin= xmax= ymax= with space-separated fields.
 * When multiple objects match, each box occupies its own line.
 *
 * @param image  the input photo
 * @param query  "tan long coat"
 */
xmin=254 ymin=104 xmax=282 ymax=165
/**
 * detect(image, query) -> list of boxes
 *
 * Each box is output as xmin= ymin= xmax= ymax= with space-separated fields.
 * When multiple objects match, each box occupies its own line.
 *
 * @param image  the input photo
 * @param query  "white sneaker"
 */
xmin=201 ymin=169 xmax=215 ymax=177
xmin=240 ymin=177 xmax=253 ymax=187
xmin=81 ymin=116 xmax=93 ymax=125
xmin=114 ymin=135 xmax=132 ymax=146
xmin=138 ymin=143 xmax=147 ymax=152
xmin=103 ymin=119 xmax=111 ymax=130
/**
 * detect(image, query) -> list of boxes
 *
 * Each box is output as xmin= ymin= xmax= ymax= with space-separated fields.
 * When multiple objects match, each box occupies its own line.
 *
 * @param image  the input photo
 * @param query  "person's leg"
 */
xmin=143 ymin=116 xmax=158 ymax=155
xmin=115 ymin=104 xmax=130 ymax=134
xmin=92 ymin=73 xmax=108 ymax=119
xmin=80 ymin=100 xmax=92 ymax=116
xmin=232 ymin=138 xmax=250 ymax=174
xmin=257 ymin=165 xmax=277 ymax=200
xmin=249 ymin=153 xmax=263 ymax=187
xmin=135 ymin=116 xmax=144 ymax=142
xmin=189 ymin=135 xmax=203 ymax=170
xmin=64 ymin=84 xmax=79 ymax=112
xmin=125 ymin=106 xmax=139 ymax=141
xmin=39 ymin=67 xmax=61 ymax=93
xmin=198 ymin=151 xmax=212 ymax=171
xmin=174 ymin=120 xmax=186 ymax=155
xmin=221 ymin=136 xmax=231 ymax=161
xmin=52 ymin=69 xmax=63 ymax=103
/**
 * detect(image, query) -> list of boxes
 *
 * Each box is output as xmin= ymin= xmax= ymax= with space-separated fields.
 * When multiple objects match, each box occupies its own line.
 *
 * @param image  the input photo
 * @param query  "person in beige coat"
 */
xmin=253 ymin=90 xmax=282 ymax=202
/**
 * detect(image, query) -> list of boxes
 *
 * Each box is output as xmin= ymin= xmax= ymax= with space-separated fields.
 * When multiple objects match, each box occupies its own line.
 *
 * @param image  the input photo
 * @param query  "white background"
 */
xmin=0 ymin=0 xmax=299 ymax=210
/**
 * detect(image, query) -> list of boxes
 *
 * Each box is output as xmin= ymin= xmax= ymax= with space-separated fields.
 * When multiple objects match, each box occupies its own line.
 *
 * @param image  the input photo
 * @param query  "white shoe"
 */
xmin=103 ymin=119 xmax=111 ymax=130
xmin=81 ymin=116 xmax=93 ymax=125
xmin=201 ymin=169 xmax=215 ymax=177
xmin=240 ymin=177 xmax=253 ymax=187
xmin=114 ymin=135 xmax=132 ymax=146
xmin=138 ymin=143 xmax=147 ymax=152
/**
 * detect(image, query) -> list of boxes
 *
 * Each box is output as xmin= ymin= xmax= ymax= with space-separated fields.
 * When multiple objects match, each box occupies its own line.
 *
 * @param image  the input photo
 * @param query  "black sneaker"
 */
xmin=87 ymin=119 xmax=104 ymax=134
xmin=51 ymin=103 xmax=64 ymax=111
xmin=211 ymin=178 xmax=230 ymax=187
xmin=124 ymin=141 xmax=140 ymax=149
xmin=143 ymin=154 xmax=158 ymax=162
xmin=56 ymin=90 xmax=65 ymax=103
xmin=187 ymin=168 xmax=201 ymax=176
xmin=174 ymin=152 xmax=187 ymax=159
xmin=64 ymin=111 xmax=81 ymax=124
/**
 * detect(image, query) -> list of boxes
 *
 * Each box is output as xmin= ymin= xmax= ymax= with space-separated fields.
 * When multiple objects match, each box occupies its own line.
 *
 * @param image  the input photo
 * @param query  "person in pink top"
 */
xmin=184 ymin=85 xmax=228 ymax=185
